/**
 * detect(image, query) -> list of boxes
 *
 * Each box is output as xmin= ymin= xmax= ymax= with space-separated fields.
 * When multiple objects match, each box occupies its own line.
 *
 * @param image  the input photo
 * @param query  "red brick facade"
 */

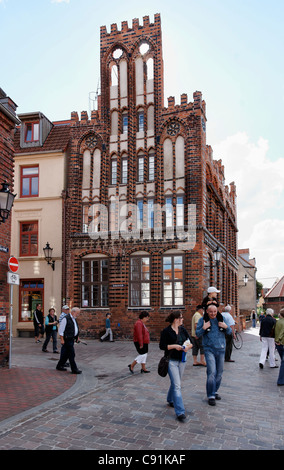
xmin=63 ymin=15 xmax=238 ymax=340
xmin=0 ymin=89 xmax=19 ymax=366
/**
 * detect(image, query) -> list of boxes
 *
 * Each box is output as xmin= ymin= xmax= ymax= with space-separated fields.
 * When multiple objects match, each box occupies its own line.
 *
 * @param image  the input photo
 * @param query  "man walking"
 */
xmin=259 ymin=308 xmax=278 ymax=369
xmin=100 ymin=313 xmax=114 ymax=342
xmin=56 ymin=307 xmax=82 ymax=374
xmin=222 ymin=305 xmax=236 ymax=362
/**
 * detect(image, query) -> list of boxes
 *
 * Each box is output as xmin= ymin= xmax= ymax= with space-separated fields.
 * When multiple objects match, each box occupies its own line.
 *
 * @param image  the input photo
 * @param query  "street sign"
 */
xmin=7 ymin=272 xmax=20 ymax=285
xmin=8 ymin=256 xmax=19 ymax=273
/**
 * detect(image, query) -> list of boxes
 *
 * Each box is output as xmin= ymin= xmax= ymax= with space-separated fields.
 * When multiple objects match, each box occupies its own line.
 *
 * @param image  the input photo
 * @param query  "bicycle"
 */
xmin=232 ymin=330 xmax=243 ymax=349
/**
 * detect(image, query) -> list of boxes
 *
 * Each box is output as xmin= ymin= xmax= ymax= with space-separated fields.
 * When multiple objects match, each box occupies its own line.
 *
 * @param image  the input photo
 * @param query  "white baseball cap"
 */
xmin=62 ymin=305 xmax=70 ymax=310
xmin=207 ymin=287 xmax=221 ymax=294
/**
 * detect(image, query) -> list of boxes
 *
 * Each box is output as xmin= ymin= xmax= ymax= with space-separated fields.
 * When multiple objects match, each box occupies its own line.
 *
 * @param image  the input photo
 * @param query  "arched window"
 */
xmin=82 ymin=149 xmax=91 ymax=191
xmin=146 ymin=57 xmax=154 ymax=80
xmin=163 ymin=138 xmax=173 ymax=180
xmin=111 ymin=64 xmax=118 ymax=87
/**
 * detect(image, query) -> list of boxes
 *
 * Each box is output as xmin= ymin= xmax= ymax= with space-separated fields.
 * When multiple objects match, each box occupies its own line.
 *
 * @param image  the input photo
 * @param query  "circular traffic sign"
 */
xmin=8 ymin=256 xmax=19 ymax=273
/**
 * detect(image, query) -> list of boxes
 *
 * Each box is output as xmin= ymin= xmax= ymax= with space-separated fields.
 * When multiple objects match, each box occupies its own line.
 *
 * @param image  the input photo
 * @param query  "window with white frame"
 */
xmin=122 ymin=113 xmax=128 ymax=134
xmin=162 ymin=254 xmax=184 ymax=306
xmin=121 ymin=157 xmax=128 ymax=184
xmin=165 ymin=196 xmax=173 ymax=227
xmin=137 ymin=199 xmax=143 ymax=229
xmin=111 ymin=159 xmax=117 ymax=185
xmin=176 ymin=195 xmax=184 ymax=227
xmin=148 ymin=153 xmax=154 ymax=181
xmin=147 ymin=198 xmax=154 ymax=229
xmin=137 ymin=109 xmax=144 ymax=132
xmin=130 ymin=255 xmax=150 ymax=307
xmin=138 ymin=155 xmax=144 ymax=182
xmin=81 ymin=258 xmax=109 ymax=308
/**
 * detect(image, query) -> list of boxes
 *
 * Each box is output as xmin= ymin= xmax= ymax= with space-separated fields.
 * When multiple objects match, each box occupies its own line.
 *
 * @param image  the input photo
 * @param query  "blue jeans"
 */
xmin=167 ymin=360 xmax=186 ymax=416
xmin=204 ymin=348 xmax=225 ymax=398
xmin=276 ymin=344 xmax=284 ymax=385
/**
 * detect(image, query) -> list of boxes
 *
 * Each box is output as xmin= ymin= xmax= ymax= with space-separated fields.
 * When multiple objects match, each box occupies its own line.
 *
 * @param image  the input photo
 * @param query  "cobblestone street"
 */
xmin=0 ymin=327 xmax=283 ymax=453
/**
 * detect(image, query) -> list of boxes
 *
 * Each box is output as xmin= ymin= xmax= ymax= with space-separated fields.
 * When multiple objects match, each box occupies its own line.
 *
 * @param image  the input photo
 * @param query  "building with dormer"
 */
xmin=11 ymin=113 xmax=70 ymax=337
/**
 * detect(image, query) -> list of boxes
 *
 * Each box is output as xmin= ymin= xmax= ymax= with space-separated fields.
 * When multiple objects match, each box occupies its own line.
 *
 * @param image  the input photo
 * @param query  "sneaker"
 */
xmin=208 ymin=398 xmax=216 ymax=406
xmin=259 ymin=363 xmax=264 ymax=369
xmin=215 ymin=394 xmax=221 ymax=400
xmin=177 ymin=414 xmax=186 ymax=421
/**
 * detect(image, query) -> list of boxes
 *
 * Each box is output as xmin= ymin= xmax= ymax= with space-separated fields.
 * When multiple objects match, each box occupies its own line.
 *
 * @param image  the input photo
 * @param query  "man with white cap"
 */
xmin=259 ymin=308 xmax=278 ymax=369
xmin=59 ymin=305 xmax=70 ymax=323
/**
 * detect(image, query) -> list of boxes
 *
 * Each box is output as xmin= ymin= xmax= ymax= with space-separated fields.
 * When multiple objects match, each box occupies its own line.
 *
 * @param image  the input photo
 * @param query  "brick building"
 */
xmin=0 ymin=88 xmax=20 ymax=366
xmin=64 ymin=14 xmax=238 ymax=339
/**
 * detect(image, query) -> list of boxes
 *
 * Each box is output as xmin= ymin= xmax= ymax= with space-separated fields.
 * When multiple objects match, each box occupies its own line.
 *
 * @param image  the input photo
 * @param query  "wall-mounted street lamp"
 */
xmin=43 ymin=242 xmax=55 ymax=270
xmin=0 ymin=182 xmax=16 ymax=224
xmin=204 ymin=246 xmax=223 ymax=270
xmin=213 ymin=246 xmax=222 ymax=266
xmin=243 ymin=274 xmax=249 ymax=286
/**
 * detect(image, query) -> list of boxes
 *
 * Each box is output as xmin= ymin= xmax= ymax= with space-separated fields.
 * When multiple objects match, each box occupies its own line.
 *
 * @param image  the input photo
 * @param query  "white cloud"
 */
xmin=213 ymin=132 xmax=284 ymax=283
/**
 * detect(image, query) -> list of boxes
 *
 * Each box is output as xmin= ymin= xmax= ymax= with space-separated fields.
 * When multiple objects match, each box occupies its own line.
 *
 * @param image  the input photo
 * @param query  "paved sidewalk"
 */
xmin=0 ymin=327 xmax=283 ymax=450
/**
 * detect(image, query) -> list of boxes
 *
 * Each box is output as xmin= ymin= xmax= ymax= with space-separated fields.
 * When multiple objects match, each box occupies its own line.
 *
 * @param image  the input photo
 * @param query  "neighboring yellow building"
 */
xmin=11 ymin=112 xmax=70 ymax=337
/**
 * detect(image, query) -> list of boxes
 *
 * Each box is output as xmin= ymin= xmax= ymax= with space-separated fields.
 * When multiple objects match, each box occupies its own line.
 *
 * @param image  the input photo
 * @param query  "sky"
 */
xmin=1 ymin=0 xmax=283 ymax=286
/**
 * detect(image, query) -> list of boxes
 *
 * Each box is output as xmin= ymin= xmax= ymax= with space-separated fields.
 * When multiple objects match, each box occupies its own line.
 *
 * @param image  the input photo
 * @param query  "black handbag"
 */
xmin=158 ymin=354 xmax=170 ymax=377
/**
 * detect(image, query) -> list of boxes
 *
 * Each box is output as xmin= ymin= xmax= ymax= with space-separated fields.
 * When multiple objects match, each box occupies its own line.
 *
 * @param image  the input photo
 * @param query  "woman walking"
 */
xmin=159 ymin=310 xmax=192 ymax=422
xmin=128 ymin=312 xmax=150 ymax=374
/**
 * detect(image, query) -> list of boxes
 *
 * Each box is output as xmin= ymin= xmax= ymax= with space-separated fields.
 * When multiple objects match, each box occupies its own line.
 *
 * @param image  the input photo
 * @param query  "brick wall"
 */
xmin=0 ymin=95 xmax=18 ymax=367
xmin=63 ymin=15 xmax=238 ymax=339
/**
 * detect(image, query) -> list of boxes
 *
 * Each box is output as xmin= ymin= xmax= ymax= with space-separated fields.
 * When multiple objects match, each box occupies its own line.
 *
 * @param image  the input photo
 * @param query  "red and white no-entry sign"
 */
xmin=8 ymin=256 xmax=19 ymax=273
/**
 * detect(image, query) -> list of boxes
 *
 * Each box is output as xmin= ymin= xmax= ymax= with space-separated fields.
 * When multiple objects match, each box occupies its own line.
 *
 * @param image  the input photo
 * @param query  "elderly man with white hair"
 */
xmin=259 ymin=308 xmax=278 ymax=369
xmin=222 ymin=305 xmax=236 ymax=362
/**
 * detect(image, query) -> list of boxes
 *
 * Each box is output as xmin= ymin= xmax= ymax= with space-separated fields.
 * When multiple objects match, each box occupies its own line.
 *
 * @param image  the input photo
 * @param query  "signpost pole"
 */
xmin=9 ymin=283 xmax=13 ymax=370
xmin=7 ymin=256 xmax=19 ymax=370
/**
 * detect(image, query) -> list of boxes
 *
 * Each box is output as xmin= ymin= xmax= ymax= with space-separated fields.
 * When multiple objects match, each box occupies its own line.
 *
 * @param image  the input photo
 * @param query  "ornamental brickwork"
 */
xmin=63 ymin=15 xmax=238 ymax=340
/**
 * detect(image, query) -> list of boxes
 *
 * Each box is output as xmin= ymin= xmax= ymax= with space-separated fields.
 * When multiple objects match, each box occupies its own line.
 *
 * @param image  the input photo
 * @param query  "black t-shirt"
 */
xmin=159 ymin=325 xmax=190 ymax=361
